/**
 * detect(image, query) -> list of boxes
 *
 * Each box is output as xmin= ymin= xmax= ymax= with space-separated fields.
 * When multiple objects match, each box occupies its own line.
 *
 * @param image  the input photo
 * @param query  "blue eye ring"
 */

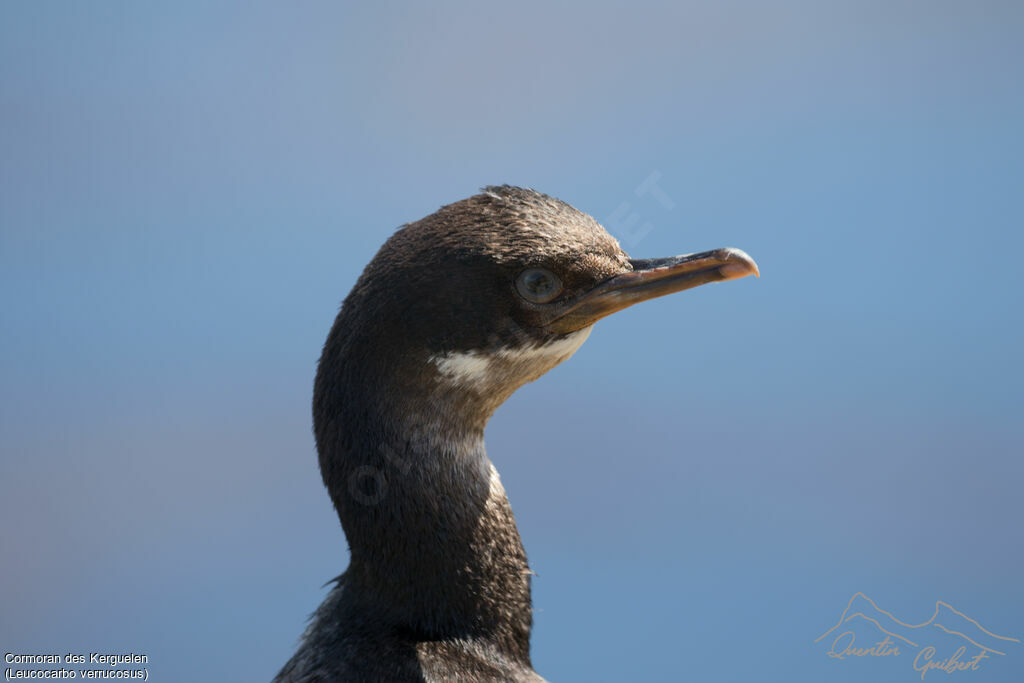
xmin=515 ymin=268 xmax=563 ymax=304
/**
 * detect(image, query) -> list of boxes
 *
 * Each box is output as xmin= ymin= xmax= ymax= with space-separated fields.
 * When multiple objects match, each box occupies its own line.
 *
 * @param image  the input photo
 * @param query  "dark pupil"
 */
xmin=525 ymin=271 xmax=552 ymax=295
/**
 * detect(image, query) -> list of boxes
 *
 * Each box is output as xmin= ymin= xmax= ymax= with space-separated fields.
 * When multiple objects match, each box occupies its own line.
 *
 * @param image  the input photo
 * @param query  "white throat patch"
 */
xmin=431 ymin=326 xmax=592 ymax=391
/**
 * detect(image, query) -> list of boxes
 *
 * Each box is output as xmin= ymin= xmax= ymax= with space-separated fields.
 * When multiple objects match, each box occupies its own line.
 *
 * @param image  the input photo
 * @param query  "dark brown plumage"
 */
xmin=274 ymin=186 xmax=758 ymax=682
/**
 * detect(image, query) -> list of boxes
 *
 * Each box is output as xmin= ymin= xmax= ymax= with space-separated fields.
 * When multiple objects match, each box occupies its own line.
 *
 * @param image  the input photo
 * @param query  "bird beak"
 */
xmin=543 ymin=247 xmax=759 ymax=334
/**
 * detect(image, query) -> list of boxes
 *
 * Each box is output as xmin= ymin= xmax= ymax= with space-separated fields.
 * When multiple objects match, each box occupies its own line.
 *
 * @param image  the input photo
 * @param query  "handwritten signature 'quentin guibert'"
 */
xmin=816 ymin=593 xmax=1019 ymax=679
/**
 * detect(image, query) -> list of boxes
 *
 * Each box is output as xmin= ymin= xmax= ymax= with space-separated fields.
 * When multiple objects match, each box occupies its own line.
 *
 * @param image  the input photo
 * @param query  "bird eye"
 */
xmin=515 ymin=268 xmax=563 ymax=304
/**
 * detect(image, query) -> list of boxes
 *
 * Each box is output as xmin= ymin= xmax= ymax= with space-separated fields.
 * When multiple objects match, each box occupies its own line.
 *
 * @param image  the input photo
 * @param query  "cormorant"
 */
xmin=274 ymin=186 xmax=758 ymax=682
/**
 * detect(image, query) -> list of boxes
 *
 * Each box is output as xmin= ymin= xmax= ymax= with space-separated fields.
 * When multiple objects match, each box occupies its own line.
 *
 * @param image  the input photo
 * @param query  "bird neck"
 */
xmin=315 ymin=364 xmax=534 ymax=662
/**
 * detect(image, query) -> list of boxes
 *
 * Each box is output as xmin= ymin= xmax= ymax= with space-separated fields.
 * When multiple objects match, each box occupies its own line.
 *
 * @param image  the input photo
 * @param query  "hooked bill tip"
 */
xmin=716 ymin=248 xmax=760 ymax=280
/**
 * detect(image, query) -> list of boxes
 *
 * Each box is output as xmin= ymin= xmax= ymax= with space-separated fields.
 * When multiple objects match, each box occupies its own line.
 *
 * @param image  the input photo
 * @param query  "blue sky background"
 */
xmin=2 ymin=2 xmax=1022 ymax=681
